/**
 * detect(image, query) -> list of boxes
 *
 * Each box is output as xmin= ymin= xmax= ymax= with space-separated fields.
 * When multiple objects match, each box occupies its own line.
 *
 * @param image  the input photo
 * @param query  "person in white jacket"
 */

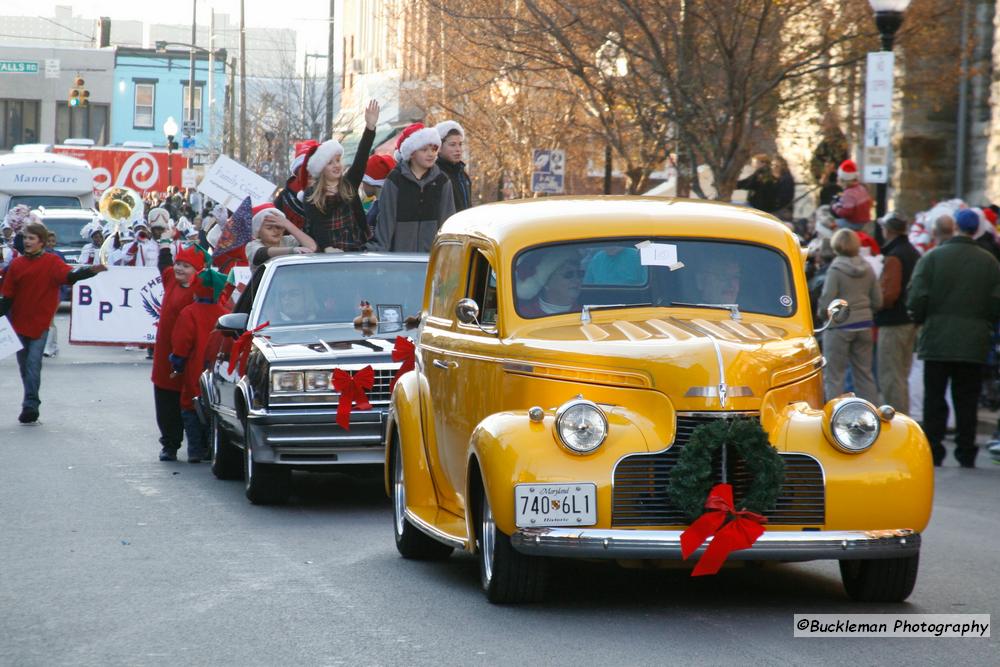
xmin=77 ymin=221 xmax=105 ymax=266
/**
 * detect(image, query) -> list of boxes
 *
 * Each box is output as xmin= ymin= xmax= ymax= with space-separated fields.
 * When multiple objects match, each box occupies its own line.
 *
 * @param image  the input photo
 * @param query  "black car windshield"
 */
xmin=257 ymin=260 xmax=427 ymax=327
xmin=513 ymin=238 xmax=795 ymax=319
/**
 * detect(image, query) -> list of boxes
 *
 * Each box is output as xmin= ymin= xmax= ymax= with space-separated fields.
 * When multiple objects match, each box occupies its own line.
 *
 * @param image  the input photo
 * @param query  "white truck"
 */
xmin=0 ymin=151 xmax=96 ymax=219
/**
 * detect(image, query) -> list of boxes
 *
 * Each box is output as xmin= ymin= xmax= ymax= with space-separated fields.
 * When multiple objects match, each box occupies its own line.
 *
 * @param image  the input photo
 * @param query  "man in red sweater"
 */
xmin=170 ymin=269 xmax=227 ymax=463
xmin=151 ymin=244 xmax=203 ymax=461
xmin=0 ymin=221 xmax=106 ymax=423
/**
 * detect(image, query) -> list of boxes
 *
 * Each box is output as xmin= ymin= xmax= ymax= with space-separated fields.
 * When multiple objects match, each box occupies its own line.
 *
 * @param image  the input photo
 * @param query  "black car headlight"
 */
xmin=829 ymin=398 xmax=880 ymax=453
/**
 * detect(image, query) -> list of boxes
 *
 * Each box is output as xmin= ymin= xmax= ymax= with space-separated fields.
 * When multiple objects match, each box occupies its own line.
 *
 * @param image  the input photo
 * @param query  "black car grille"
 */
xmin=368 ymin=367 xmax=396 ymax=403
xmin=612 ymin=414 xmax=825 ymax=526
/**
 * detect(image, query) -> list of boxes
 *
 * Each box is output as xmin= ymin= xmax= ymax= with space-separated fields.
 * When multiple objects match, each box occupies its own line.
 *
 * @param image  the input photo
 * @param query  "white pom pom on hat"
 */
xmin=306 ymin=139 xmax=344 ymax=179
xmin=434 ymin=120 xmax=465 ymax=141
xmin=837 ymin=159 xmax=859 ymax=182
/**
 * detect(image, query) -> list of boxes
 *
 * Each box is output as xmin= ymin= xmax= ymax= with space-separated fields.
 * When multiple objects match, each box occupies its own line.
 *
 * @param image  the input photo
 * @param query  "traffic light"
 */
xmin=68 ymin=76 xmax=89 ymax=108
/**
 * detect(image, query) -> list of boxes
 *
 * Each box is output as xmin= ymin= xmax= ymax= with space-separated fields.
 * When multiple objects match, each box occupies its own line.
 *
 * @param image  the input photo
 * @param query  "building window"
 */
xmin=55 ymin=103 xmax=109 ymax=145
xmin=181 ymin=84 xmax=203 ymax=131
xmin=134 ymin=83 xmax=155 ymax=128
xmin=0 ymin=99 xmax=41 ymax=149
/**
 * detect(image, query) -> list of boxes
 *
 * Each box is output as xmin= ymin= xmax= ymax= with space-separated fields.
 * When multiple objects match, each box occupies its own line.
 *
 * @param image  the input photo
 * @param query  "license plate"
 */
xmin=514 ymin=483 xmax=597 ymax=528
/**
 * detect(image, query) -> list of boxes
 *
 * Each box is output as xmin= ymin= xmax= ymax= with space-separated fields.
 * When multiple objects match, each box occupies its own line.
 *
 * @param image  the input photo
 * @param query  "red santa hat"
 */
xmin=174 ymin=244 xmax=206 ymax=272
xmin=362 ymin=154 xmax=397 ymax=188
xmin=306 ymin=139 xmax=344 ymax=179
xmin=434 ymin=120 xmax=465 ymax=142
xmin=290 ymin=140 xmax=320 ymax=177
xmin=394 ymin=123 xmax=441 ymax=162
xmin=251 ymin=202 xmax=281 ymax=238
xmin=837 ymin=159 xmax=859 ymax=182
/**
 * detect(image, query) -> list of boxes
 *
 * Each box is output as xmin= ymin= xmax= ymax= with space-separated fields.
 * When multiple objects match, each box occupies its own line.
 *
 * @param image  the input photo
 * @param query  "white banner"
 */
xmin=197 ymin=154 xmax=277 ymax=212
xmin=70 ymin=267 xmax=163 ymax=345
xmin=0 ymin=315 xmax=23 ymax=360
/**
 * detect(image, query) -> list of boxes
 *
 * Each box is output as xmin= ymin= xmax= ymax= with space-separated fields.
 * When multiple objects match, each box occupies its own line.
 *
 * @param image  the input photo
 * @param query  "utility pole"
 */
xmin=207 ymin=10 xmax=215 ymax=151
xmin=325 ymin=0 xmax=335 ymax=140
xmin=188 ymin=0 xmax=197 ymax=135
xmin=239 ymin=0 xmax=247 ymax=162
xmin=228 ymin=56 xmax=236 ymax=158
xmin=302 ymin=50 xmax=308 ymax=138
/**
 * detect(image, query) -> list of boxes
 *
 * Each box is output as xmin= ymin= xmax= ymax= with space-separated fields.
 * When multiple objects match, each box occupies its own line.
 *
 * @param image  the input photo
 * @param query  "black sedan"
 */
xmin=200 ymin=252 xmax=428 ymax=504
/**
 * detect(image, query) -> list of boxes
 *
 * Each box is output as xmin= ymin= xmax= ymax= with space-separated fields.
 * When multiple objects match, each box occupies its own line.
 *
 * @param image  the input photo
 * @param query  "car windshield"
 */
xmin=10 ymin=195 xmax=83 ymax=210
xmin=257 ymin=260 xmax=428 ymax=327
xmin=41 ymin=217 xmax=94 ymax=248
xmin=513 ymin=238 xmax=795 ymax=319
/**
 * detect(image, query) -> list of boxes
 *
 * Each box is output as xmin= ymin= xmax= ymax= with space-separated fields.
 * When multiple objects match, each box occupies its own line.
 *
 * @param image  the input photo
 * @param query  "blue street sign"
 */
xmin=531 ymin=148 xmax=566 ymax=194
xmin=181 ymin=136 xmax=195 ymax=150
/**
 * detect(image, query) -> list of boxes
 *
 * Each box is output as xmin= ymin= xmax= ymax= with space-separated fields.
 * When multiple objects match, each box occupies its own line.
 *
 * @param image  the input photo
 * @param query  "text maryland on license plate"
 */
xmin=514 ymin=483 xmax=597 ymax=527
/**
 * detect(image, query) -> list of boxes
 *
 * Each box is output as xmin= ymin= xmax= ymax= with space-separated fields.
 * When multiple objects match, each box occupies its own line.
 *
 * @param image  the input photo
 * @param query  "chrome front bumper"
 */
xmin=245 ymin=407 xmax=387 ymax=465
xmin=511 ymin=528 xmax=920 ymax=562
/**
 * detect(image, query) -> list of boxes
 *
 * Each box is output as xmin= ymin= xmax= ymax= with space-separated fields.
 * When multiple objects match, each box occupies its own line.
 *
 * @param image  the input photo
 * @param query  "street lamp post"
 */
xmin=868 ymin=0 xmax=912 ymax=219
xmin=163 ymin=116 xmax=179 ymax=190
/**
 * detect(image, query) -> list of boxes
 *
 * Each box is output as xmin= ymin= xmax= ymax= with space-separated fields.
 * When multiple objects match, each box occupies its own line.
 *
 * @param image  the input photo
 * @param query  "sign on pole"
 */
xmin=181 ymin=168 xmax=199 ymax=188
xmin=864 ymin=51 xmax=895 ymax=184
xmin=182 ymin=119 xmax=197 ymax=137
xmin=0 ymin=61 xmax=38 ymax=74
xmin=70 ymin=268 xmax=163 ymax=346
xmin=531 ymin=148 xmax=566 ymax=194
xmin=44 ymin=59 xmax=60 ymax=79
xmin=197 ymin=154 xmax=277 ymax=210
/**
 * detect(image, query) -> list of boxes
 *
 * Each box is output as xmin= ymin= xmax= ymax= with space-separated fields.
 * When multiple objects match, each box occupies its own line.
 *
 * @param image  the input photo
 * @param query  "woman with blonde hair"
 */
xmin=302 ymin=100 xmax=380 ymax=251
xmin=818 ymin=228 xmax=883 ymax=402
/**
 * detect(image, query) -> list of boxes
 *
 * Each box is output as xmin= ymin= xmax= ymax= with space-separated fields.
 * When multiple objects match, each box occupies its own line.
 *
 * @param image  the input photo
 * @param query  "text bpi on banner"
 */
xmin=70 ymin=267 xmax=163 ymax=345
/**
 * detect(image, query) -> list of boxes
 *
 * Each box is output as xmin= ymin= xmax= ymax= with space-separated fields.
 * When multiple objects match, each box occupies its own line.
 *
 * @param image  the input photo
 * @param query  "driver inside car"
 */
xmin=694 ymin=256 xmax=742 ymax=304
xmin=517 ymin=248 xmax=583 ymax=317
xmin=273 ymin=284 xmax=317 ymax=323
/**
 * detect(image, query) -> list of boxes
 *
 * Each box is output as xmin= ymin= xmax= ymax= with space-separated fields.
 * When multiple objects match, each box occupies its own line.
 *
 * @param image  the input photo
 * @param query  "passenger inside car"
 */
xmin=516 ymin=248 xmax=583 ymax=317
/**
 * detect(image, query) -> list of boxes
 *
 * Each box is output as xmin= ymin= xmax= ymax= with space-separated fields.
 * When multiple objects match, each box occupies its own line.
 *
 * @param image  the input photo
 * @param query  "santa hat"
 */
xmin=147 ymin=207 xmax=170 ymax=230
xmin=251 ymin=202 xmax=282 ymax=238
xmin=306 ymin=139 xmax=344 ymax=179
xmin=290 ymin=140 xmax=320 ymax=176
xmin=983 ymin=207 xmax=997 ymax=226
xmin=395 ymin=123 xmax=441 ymax=162
xmin=837 ymin=159 xmax=859 ymax=182
xmin=174 ymin=244 xmax=206 ymax=272
xmin=434 ymin=120 xmax=465 ymax=142
xmin=362 ymin=154 xmax=397 ymax=188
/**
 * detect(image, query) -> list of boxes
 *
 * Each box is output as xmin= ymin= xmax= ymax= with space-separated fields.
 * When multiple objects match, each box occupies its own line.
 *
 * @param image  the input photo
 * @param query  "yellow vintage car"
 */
xmin=386 ymin=197 xmax=933 ymax=603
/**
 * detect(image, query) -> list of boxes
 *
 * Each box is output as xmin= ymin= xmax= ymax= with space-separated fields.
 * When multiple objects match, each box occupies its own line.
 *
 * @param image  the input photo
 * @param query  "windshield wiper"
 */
xmin=670 ymin=301 xmax=741 ymax=321
xmin=581 ymin=302 xmax=653 ymax=324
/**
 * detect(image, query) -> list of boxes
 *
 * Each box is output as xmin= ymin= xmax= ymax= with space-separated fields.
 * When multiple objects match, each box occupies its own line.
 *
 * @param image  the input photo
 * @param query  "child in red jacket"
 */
xmin=151 ymin=245 xmax=202 ymax=461
xmin=170 ymin=269 xmax=227 ymax=463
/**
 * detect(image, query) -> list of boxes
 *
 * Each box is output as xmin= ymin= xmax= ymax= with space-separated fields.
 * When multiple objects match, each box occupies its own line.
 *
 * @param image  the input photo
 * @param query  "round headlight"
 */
xmin=555 ymin=399 xmax=608 ymax=454
xmin=830 ymin=399 xmax=881 ymax=453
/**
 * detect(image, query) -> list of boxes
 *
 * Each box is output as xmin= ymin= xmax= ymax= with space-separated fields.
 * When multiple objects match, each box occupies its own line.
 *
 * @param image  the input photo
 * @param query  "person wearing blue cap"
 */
xmin=906 ymin=207 xmax=1000 ymax=468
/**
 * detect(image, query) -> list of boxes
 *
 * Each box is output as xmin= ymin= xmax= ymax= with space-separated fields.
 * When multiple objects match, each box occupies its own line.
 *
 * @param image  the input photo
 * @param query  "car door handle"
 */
xmin=432 ymin=359 xmax=458 ymax=370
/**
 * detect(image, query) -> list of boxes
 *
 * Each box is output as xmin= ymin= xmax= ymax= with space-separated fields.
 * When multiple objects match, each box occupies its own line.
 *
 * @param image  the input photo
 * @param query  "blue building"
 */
xmin=111 ymin=47 xmax=227 ymax=148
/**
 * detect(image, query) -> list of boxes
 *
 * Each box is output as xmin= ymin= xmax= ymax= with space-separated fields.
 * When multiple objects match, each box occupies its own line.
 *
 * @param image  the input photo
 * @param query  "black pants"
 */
xmin=923 ymin=360 xmax=982 ymax=466
xmin=153 ymin=386 xmax=183 ymax=451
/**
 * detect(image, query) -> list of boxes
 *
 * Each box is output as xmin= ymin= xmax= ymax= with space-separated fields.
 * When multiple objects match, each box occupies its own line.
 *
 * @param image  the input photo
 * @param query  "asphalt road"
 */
xmin=1 ymin=315 xmax=998 ymax=666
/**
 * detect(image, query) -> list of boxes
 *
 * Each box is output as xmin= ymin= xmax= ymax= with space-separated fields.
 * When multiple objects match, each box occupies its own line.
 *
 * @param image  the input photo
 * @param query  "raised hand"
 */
xmin=364 ymin=99 xmax=380 ymax=130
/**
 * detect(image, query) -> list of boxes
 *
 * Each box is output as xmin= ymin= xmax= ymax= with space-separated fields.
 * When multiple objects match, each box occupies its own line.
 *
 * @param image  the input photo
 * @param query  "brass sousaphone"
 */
xmin=97 ymin=186 xmax=143 ymax=265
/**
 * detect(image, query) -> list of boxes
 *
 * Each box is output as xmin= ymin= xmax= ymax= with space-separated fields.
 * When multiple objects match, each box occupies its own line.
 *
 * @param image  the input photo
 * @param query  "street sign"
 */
xmin=865 ymin=52 xmax=895 ymax=120
xmin=181 ymin=136 xmax=195 ymax=149
xmin=182 ymin=119 xmax=197 ymax=137
xmin=181 ymin=168 xmax=198 ymax=188
xmin=0 ymin=61 xmax=38 ymax=74
xmin=44 ymin=59 xmax=60 ymax=79
xmin=531 ymin=148 xmax=565 ymax=194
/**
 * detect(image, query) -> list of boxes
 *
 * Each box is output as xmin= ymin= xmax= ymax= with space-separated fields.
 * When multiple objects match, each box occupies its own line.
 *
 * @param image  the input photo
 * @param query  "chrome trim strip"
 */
xmin=675 ymin=410 xmax=760 ymax=418
xmin=684 ymin=385 xmax=754 ymax=398
xmin=404 ymin=509 xmax=467 ymax=549
xmin=266 ymin=434 xmax=383 ymax=444
xmin=511 ymin=528 xmax=919 ymax=561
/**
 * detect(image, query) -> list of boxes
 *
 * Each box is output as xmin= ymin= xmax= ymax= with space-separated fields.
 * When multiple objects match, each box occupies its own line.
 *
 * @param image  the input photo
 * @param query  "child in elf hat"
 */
xmin=303 ymin=100 xmax=380 ymax=252
xmin=372 ymin=122 xmax=456 ymax=252
xmin=151 ymin=244 xmax=203 ymax=461
xmin=170 ymin=268 xmax=228 ymax=463
xmin=0 ymin=220 xmax=106 ymax=423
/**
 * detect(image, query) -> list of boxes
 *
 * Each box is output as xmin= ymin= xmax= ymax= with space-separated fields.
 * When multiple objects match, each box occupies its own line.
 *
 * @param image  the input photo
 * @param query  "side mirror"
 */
xmin=815 ymin=298 xmax=850 ymax=334
xmin=216 ymin=312 xmax=249 ymax=338
xmin=455 ymin=298 xmax=480 ymax=325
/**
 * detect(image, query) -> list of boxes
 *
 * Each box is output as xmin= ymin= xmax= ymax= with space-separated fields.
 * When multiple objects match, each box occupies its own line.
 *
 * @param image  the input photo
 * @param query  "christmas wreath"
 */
xmin=667 ymin=417 xmax=785 ymax=520
xmin=667 ymin=418 xmax=786 ymax=576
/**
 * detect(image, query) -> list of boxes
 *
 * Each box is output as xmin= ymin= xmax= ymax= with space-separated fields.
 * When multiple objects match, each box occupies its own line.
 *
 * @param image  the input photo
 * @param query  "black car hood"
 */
xmin=257 ymin=321 xmax=413 ymax=362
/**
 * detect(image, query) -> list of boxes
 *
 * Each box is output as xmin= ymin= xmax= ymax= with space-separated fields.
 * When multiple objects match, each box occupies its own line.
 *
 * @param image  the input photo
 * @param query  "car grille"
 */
xmin=368 ymin=367 xmax=396 ymax=403
xmin=612 ymin=414 xmax=825 ymax=526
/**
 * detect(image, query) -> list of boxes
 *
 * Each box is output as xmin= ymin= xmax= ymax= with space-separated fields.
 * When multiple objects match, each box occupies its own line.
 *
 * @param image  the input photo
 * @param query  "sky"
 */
xmin=2 ymin=0 xmax=334 ymax=67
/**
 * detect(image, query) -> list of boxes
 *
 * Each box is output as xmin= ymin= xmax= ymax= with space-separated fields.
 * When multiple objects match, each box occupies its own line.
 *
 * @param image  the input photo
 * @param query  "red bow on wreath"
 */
xmin=332 ymin=365 xmax=375 ymax=430
xmin=227 ymin=321 xmax=270 ymax=375
xmin=680 ymin=483 xmax=768 ymax=576
xmin=390 ymin=336 xmax=415 ymax=392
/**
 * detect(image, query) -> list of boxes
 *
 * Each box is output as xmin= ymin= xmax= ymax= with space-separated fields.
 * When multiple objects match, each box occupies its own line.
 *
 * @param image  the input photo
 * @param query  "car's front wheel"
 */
xmin=477 ymin=485 xmax=547 ymax=603
xmin=243 ymin=431 xmax=290 ymax=505
xmin=210 ymin=415 xmax=243 ymax=481
xmin=839 ymin=554 xmax=919 ymax=602
xmin=391 ymin=440 xmax=453 ymax=560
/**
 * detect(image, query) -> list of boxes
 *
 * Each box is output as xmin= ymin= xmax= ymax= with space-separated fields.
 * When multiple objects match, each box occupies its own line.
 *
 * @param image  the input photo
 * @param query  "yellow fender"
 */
xmin=385 ymin=370 xmax=437 ymax=509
